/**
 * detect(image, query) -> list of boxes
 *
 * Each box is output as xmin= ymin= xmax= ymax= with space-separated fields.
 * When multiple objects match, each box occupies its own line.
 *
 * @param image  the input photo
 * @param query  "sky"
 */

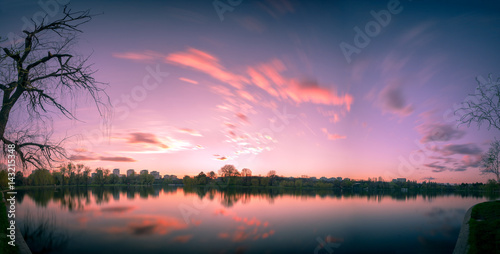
xmin=1 ymin=0 xmax=500 ymax=183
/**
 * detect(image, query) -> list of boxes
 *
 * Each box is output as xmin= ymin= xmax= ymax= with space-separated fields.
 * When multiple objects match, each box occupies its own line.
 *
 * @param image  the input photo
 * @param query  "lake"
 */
xmin=13 ymin=186 xmax=495 ymax=254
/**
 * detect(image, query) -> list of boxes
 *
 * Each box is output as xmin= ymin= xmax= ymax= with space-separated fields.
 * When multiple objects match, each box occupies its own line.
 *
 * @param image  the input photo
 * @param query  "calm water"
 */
xmin=13 ymin=187 xmax=495 ymax=254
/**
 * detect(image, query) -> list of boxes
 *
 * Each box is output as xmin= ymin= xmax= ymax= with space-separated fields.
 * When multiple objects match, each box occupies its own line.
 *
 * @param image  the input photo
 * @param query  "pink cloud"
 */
xmin=237 ymin=90 xmax=256 ymax=102
xmin=69 ymin=154 xmax=136 ymax=162
xmin=127 ymin=132 xmax=169 ymax=149
xmin=112 ymin=50 xmax=163 ymax=61
xmin=178 ymin=128 xmax=202 ymax=137
xmin=99 ymin=156 xmax=136 ymax=162
xmin=236 ymin=112 xmax=249 ymax=123
xmin=69 ymin=155 xmax=96 ymax=161
xmin=178 ymin=77 xmax=198 ymax=84
xmin=321 ymin=128 xmax=346 ymax=141
xmin=247 ymin=67 xmax=279 ymax=96
xmin=249 ymin=59 xmax=353 ymax=109
xmin=166 ymin=48 xmax=248 ymax=89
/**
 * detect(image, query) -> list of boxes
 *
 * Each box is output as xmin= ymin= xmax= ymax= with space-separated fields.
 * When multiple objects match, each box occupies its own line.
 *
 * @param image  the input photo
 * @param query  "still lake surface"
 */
xmin=14 ymin=186 xmax=496 ymax=254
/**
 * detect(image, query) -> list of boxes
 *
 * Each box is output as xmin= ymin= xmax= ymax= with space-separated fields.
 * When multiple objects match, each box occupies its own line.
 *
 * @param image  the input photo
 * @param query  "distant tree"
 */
xmin=219 ymin=164 xmax=239 ymax=177
xmin=183 ymin=175 xmax=194 ymax=186
xmin=267 ymin=170 xmax=277 ymax=186
xmin=52 ymin=171 xmax=63 ymax=185
xmin=294 ymin=179 xmax=303 ymax=188
xmin=481 ymin=139 xmax=500 ymax=183
xmin=195 ymin=171 xmax=207 ymax=185
xmin=83 ymin=166 xmax=91 ymax=186
xmin=456 ymin=75 xmax=500 ymax=131
xmin=208 ymin=171 xmax=217 ymax=180
xmin=267 ymin=170 xmax=276 ymax=178
xmin=93 ymin=168 xmax=104 ymax=186
xmin=75 ymin=164 xmax=84 ymax=185
xmin=0 ymin=169 xmax=7 ymax=188
xmin=0 ymin=7 xmax=110 ymax=170
xmin=260 ymin=177 xmax=270 ymax=186
xmin=484 ymin=179 xmax=500 ymax=192
xmin=28 ymin=169 xmax=53 ymax=185
xmin=251 ymin=178 xmax=259 ymax=187
xmin=241 ymin=168 xmax=252 ymax=177
xmin=15 ymin=171 xmax=25 ymax=186
xmin=146 ymin=174 xmax=154 ymax=185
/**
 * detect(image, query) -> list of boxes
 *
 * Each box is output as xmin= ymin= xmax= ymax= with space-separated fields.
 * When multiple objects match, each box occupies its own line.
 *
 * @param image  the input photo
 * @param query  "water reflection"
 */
xmin=15 ymin=186 xmax=496 ymax=254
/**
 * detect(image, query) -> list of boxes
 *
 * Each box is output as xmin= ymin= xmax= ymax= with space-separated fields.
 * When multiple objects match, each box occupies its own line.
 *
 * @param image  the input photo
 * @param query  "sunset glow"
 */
xmin=2 ymin=0 xmax=499 ymax=183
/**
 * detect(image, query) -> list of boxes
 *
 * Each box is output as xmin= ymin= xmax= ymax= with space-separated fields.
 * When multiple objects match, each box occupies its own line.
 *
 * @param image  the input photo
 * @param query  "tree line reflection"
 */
xmin=17 ymin=186 xmax=499 ymax=210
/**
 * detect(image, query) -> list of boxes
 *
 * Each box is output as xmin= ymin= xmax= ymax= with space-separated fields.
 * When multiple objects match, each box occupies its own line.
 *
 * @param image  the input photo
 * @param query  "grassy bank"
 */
xmin=468 ymin=200 xmax=500 ymax=254
xmin=0 ymin=191 xmax=20 ymax=254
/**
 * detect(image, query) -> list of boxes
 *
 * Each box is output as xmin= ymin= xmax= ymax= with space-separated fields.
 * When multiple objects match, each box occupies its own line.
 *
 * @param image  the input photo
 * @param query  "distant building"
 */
xmin=151 ymin=171 xmax=160 ymax=180
xmin=344 ymin=178 xmax=350 ymax=181
xmin=396 ymin=178 xmax=406 ymax=183
xmin=337 ymin=177 xmax=342 ymax=181
xmin=140 ymin=169 xmax=148 ymax=175
xmin=113 ymin=168 xmax=120 ymax=175
xmin=127 ymin=169 xmax=134 ymax=177
xmin=320 ymin=177 xmax=327 ymax=181
xmin=91 ymin=172 xmax=97 ymax=178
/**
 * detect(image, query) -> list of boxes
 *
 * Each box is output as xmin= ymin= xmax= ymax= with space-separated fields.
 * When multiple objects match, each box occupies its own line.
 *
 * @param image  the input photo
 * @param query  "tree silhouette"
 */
xmin=456 ymin=75 xmax=500 ymax=131
xmin=219 ymin=164 xmax=239 ymax=177
xmin=0 ymin=7 xmax=109 ymax=169
xmin=481 ymin=139 xmax=500 ymax=183
xmin=241 ymin=168 xmax=252 ymax=177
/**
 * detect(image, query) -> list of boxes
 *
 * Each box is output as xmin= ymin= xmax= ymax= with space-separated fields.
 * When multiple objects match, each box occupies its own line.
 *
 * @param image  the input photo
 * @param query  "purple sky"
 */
xmin=2 ymin=0 xmax=500 ymax=183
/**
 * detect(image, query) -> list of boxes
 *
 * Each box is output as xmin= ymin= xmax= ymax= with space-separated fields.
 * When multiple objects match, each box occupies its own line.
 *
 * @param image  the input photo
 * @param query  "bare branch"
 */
xmin=0 ymin=5 xmax=109 ymax=170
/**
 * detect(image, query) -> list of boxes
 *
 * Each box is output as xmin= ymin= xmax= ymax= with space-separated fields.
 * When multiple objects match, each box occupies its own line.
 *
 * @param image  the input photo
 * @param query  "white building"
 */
xmin=151 ymin=171 xmax=160 ymax=180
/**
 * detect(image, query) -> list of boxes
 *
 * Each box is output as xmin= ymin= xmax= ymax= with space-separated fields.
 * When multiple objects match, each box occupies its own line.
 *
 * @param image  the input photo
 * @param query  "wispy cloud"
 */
xmin=248 ymin=59 xmax=353 ymax=109
xmin=178 ymin=128 xmax=202 ymax=137
xmin=112 ymin=50 xmax=164 ymax=62
xmin=178 ymin=77 xmax=199 ymax=84
xmin=166 ymin=48 xmax=249 ymax=89
xmin=69 ymin=154 xmax=136 ymax=162
xmin=100 ymin=156 xmax=136 ymax=162
xmin=378 ymin=81 xmax=413 ymax=117
xmin=321 ymin=128 xmax=346 ymax=141
xmin=440 ymin=143 xmax=482 ymax=156
xmin=417 ymin=123 xmax=465 ymax=143
xmin=127 ymin=132 xmax=169 ymax=149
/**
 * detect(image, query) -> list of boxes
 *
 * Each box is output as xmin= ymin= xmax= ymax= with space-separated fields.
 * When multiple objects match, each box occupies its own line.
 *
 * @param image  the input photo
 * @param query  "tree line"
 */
xmin=0 ymin=162 xmax=180 ymax=188
xmin=182 ymin=164 xmax=500 ymax=192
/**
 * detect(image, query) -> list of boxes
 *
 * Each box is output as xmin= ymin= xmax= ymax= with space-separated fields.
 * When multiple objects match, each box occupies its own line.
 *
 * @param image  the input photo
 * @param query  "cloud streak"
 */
xmin=127 ymin=132 xmax=169 ymax=149
xmin=166 ymin=48 xmax=249 ymax=89
xmin=321 ymin=128 xmax=346 ymax=141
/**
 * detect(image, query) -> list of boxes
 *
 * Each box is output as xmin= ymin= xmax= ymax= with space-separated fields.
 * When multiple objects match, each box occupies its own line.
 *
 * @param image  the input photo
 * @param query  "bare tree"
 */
xmin=481 ymin=139 xmax=500 ymax=183
xmin=241 ymin=168 xmax=252 ymax=177
xmin=0 ymin=7 xmax=109 ymax=170
xmin=267 ymin=170 xmax=276 ymax=178
xmin=456 ymin=74 xmax=500 ymax=131
xmin=219 ymin=164 xmax=239 ymax=178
